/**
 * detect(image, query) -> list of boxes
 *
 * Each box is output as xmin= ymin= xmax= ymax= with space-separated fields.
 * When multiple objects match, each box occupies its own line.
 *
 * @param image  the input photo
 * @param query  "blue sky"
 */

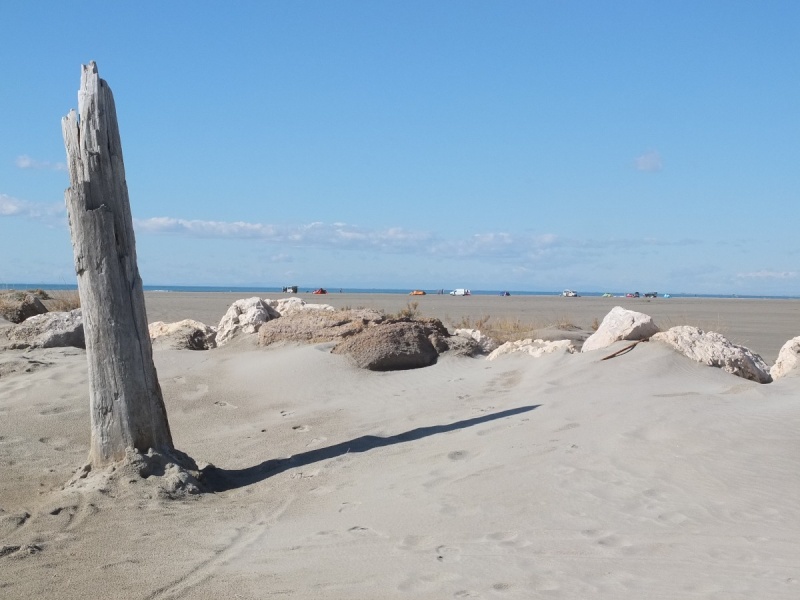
xmin=2 ymin=2 xmax=799 ymax=295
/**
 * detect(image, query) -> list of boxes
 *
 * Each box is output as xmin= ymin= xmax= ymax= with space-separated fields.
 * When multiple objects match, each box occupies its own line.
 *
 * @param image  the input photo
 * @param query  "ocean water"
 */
xmin=2 ymin=283 xmax=798 ymax=300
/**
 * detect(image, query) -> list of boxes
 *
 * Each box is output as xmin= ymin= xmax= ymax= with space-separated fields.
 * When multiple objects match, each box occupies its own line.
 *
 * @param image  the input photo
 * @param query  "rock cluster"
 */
xmin=4 ymin=297 xmax=795 ymax=381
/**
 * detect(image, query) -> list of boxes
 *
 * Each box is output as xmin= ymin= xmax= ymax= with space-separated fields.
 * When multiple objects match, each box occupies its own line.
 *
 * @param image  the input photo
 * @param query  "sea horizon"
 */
xmin=2 ymin=282 xmax=799 ymax=301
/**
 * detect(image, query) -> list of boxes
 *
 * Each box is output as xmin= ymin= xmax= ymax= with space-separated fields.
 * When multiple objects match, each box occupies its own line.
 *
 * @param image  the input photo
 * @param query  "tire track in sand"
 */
xmin=147 ymin=495 xmax=296 ymax=600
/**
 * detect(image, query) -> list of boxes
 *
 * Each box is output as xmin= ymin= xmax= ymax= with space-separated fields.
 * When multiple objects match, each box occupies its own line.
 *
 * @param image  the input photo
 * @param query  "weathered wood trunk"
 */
xmin=62 ymin=62 xmax=174 ymax=467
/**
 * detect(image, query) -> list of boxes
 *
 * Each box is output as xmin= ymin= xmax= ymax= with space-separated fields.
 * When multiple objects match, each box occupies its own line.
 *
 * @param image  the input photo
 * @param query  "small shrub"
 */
xmin=394 ymin=301 xmax=420 ymax=319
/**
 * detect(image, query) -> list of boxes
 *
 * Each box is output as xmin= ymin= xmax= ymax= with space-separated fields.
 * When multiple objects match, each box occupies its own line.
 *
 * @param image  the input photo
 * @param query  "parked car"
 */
xmin=450 ymin=289 xmax=471 ymax=296
xmin=312 ymin=288 xmax=327 ymax=294
xmin=409 ymin=290 xmax=426 ymax=295
xmin=562 ymin=289 xmax=578 ymax=297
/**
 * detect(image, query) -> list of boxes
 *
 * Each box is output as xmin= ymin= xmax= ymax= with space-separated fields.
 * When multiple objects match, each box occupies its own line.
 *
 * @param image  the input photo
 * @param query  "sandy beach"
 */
xmin=2 ymin=292 xmax=799 ymax=599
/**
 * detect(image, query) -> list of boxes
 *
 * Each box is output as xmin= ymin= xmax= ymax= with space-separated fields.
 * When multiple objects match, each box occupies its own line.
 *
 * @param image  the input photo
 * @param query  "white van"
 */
xmin=449 ymin=289 xmax=471 ymax=296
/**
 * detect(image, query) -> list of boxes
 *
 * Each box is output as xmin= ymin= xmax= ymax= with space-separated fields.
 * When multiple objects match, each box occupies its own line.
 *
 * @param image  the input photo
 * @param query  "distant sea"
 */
xmin=2 ymin=283 xmax=798 ymax=300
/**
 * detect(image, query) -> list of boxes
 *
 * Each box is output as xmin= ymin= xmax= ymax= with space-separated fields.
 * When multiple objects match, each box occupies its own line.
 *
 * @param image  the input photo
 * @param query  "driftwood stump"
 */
xmin=62 ymin=62 xmax=174 ymax=467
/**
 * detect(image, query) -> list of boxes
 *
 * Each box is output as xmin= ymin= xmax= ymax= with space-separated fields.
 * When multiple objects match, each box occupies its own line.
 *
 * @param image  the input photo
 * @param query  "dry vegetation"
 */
xmin=47 ymin=290 xmax=82 ymax=312
xmin=448 ymin=313 xmax=592 ymax=345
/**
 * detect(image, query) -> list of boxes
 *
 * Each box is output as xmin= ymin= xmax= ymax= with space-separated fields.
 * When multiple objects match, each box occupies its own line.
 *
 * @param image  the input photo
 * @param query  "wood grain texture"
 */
xmin=62 ymin=62 xmax=174 ymax=466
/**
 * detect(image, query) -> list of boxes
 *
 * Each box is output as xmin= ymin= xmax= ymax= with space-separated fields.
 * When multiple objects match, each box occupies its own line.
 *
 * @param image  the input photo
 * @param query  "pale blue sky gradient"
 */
xmin=2 ymin=2 xmax=799 ymax=294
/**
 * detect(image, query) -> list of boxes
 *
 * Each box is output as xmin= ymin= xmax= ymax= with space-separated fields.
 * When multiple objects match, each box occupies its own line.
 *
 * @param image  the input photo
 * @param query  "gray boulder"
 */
xmin=331 ymin=321 xmax=438 ymax=371
xmin=652 ymin=326 xmax=772 ymax=383
xmin=4 ymin=309 xmax=84 ymax=349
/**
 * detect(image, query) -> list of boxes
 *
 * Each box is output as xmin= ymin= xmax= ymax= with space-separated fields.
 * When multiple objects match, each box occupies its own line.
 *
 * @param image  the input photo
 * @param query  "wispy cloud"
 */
xmin=0 ymin=193 xmax=64 ymax=220
xmin=15 ymin=155 xmax=67 ymax=172
xmin=736 ymin=270 xmax=797 ymax=280
xmin=634 ymin=150 xmax=663 ymax=172
xmin=134 ymin=217 xmax=436 ymax=251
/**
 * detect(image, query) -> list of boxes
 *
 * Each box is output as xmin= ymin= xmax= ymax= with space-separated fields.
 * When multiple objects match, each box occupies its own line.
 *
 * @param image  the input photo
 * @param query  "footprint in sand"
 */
xmin=213 ymin=401 xmax=237 ymax=409
xmin=292 ymin=425 xmax=310 ymax=432
xmin=554 ymin=422 xmax=580 ymax=432
xmin=435 ymin=544 xmax=461 ymax=562
xmin=448 ymin=450 xmax=469 ymax=461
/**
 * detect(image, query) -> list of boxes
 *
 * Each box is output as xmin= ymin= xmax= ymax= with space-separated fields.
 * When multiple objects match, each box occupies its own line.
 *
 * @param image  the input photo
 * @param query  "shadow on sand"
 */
xmin=203 ymin=405 xmax=539 ymax=492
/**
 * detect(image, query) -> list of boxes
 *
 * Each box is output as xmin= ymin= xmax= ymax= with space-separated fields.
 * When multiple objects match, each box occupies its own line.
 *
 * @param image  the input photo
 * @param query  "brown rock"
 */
xmin=331 ymin=321 xmax=438 ymax=371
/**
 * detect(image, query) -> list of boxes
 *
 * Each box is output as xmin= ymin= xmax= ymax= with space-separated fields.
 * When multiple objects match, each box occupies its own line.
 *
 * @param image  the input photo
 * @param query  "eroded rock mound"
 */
xmin=149 ymin=319 xmax=217 ymax=350
xmin=582 ymin=306 xmax=660 ymax=353
xmin=216 ymin=297 xmax=279 ymax=346
xmin=0 ymin=293 xmax=48 ymax=324
xmin=770 ymin=336 xmax=800 ymax=379
xmin=331 ymin=321 xmax=438 ymax=371
xmin=4 ymin=309 xmax=84 ymax=349
xmin=652 ymin=326 xmax=772 ymax=383
xmin=487 ymin=338 xmax=576 ymax=361
xmin=259 ymin=308 xmax=385 ymax=345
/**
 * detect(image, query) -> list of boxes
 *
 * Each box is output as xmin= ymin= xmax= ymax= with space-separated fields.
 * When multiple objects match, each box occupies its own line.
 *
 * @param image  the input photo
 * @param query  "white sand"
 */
xmin=1 ymin=295 xmax=799 ymax=599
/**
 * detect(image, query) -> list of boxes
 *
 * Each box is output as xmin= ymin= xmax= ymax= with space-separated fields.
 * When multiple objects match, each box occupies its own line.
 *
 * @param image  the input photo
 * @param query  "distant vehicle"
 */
xmin=500 ymin=291 xmax=511 ymax=296
xmin=601 ymin=292 xmax=613 ymax=297
xmin=409 ymin=290 xmax=426 ymax=296
xmin=312 ymin=288 xmax=327 ymax=295
xmin=562 ymin=289 xmax=579 ymax=297
xmin=282 ymin=285 xmax=298 ymax=293
xmin=644 ymin=292 xmax=658 ymax=298
xmin=626 ymin=292 xmax=640 ymax=298
xmin=450 ymin=289 xmax=471 ymax=296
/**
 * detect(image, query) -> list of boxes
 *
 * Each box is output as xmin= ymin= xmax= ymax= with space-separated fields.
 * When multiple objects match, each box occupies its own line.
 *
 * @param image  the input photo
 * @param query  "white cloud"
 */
xmin=0 ymin=194 xmax=64 ymax=220
xmin=736 ymin=270 xmax=797 ymax=280
xmin=634 ymin=150 xmax=663 ymax=172
xmin=15 ymin=155 xmax=67 ymax=172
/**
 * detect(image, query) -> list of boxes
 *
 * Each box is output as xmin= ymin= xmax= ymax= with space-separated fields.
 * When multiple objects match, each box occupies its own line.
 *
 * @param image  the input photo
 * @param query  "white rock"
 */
xmin=770 ymin=336 xmax=800 ymax=379
xmin=266 ymin=297 xmax=335 ymax=317
xmin=581 ymin=307 xmax=660 ymax=353
xmin=453 ymin=328 xmax=498 ymax=354
xmin=487 ymin=338 xmax=576 ymax=361
xmin=216 ymin=297 xmax=279 ymax=346
xmin=652 ymin=326 xmax=772 ymax=383
xmin=149 ymin=319 xmax=216 ymax=350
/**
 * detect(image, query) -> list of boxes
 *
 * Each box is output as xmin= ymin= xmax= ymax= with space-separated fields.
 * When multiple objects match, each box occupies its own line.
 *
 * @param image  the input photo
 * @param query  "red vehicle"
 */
xmin=312 ymin=288 xmax=327 ymax=294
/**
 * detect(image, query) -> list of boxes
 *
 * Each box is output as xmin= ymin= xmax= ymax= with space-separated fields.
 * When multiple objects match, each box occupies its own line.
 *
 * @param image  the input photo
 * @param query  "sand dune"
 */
xmin=1 ymin=295 xmax=799 ymax=599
